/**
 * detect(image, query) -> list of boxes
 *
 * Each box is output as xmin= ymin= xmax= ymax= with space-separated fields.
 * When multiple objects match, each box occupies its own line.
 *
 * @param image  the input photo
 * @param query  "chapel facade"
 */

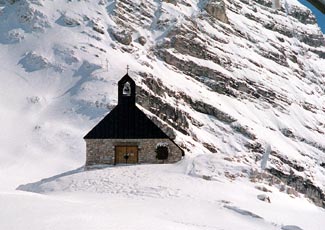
xmin=84 ymin=73 xmax=184 ymax=166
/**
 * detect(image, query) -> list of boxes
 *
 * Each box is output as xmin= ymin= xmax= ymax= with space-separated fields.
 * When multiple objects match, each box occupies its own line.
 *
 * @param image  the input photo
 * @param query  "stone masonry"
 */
xmin=85 ymin=138 xmax=183 ymax=165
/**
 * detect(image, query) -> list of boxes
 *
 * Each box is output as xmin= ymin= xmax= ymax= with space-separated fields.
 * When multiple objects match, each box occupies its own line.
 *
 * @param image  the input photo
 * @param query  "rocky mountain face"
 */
xmin=1 ymin=0 xmax=325 ymax=208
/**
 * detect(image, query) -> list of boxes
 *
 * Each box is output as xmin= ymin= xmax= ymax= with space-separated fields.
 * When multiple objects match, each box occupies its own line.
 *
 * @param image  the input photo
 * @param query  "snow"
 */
xmin=0 ymin=191 xmax=276 ymax=230
xmin=261 ymin=144 xmax=271 ymax=170
xmin=13 ymin=157 xmax=325 ymax=230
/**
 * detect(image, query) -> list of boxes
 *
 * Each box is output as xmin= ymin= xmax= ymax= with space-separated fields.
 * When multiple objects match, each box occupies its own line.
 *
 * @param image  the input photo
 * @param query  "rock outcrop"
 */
xmin=205 ymin=0 xmax=229 ymax=23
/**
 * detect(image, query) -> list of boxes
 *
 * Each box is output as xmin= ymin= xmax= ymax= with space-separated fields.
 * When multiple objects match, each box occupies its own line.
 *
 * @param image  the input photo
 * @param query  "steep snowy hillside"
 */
xmin=1 ymin=0 xmax=325 ymax=229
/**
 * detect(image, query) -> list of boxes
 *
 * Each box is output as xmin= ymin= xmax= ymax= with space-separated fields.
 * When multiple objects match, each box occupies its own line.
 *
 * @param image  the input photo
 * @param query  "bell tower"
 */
xmin=118 ymin=73 xmax=136 ymax=106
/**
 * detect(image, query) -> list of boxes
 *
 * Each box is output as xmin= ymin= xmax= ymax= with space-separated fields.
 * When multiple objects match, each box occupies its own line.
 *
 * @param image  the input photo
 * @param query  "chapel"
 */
xmin=84 ymin=73 xmax=184 ymax=165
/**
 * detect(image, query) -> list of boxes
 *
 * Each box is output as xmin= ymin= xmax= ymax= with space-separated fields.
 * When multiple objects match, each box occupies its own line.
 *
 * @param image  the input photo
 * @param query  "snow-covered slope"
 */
xmin=1 ymin=0 xmax=325 ymax=229
xmin=15 ymin=158 xmax=325 ymax=230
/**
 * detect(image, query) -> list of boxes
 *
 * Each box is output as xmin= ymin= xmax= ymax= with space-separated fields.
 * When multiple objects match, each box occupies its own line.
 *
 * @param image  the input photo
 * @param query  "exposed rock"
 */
xmin=280 ymin=128 xmax=295 ymax=138
xmin=255 ymin=45 xmax=288 ymax=67
xmin=267 ymin=168 xmax=325 ymax=208
xmin=230 ymin=122 xmax=256 ymax=140
xmin=168 ymin=34 xmax=222 ymax=64
xmin=245 ymin=142 xmax=264 ymax=153
xmin=26 ymin=96 xmax=40 ymax=104
xmin=19 ymin=52 xmax=50 ymax=72
xmin=56 ymin=15 xmax=80 ymax=27
xmin=251 ymin=169 xmax=317 ymax=205
xmin=137 ymin=77 xmax=191 ymax=136
xmin=138 ymin=36 xmax=147 ymax=45
xmin=202 ymin=175 xmax=212 ymax=180
xmin=163 ymin=0 xmax=177 ymax=5
xmin=203 ymin=142 xmax=218 ymax=153
xmin=255 ymin=185 xmax=272 ymax=193
xmin=289 ymin=6 xmax=317 ymax=25
xmin=157 ymin=50 xmax=236 ymax=96
xmin=280 ymin=184 xmax=286 ymax=192
xmin=281 ymin=225 xmax=304 ymax=230
xmin=53 ymin=46 xmax=79 ymax=65
xmin=279 ymin=128 xmax=325 ymax=154
xmin=191 ymin=100 xmax=236 ymax=123
xmin=6 ymin=28 xmax=25 ymax=43
xmin=309 ymin=48 xmax=325 ymax=59
xmin=92 ymin=24 xmax=105 ymax=34
xmin=17 ymin=2 xmax=50 ymax=32
xmin=299 ymin=32 xmax=325 ymax=48
xmin=263 ymin=13 xmax=324 ymax=48
xmin=271 ymin=151 xmax=305 ymax=172
xmin=224 ymin=205 xmax=263 ymax=219
xmin=257 ymin=194 xmax=271 ymax=203
xmin=251 ymin=0 xmax=273 ymax=7
xmin=264 ymin=22 xmax=293 ymax=38
xmin=286 ymin=187 xmax=299 ymax=197
xmin=224 ymin=171 xmax=236 ymax=180
xmin=205 ymin=0 xmax=229 ymax=24
xmin=157 ymin=46 xmax=289 ymax=106
xmin=111 ymin=29 xmax=132 ymax=45
xmin=224 ymin=157 xmax=234 ymax=161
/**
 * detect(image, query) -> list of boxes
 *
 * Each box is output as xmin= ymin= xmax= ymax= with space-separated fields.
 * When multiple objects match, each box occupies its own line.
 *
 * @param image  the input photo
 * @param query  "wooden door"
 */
xmin=115 ymin=146 xmax=138 ymax=164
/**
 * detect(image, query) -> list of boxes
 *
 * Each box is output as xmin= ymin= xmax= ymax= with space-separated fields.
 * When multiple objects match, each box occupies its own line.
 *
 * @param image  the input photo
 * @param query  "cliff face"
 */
xmin=1 ymin=0 xmax=325 ymax=207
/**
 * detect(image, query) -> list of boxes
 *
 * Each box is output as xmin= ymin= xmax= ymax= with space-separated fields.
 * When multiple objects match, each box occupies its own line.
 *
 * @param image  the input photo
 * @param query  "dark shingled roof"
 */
xmin=84 ymin=105 xmax=170 ymax=139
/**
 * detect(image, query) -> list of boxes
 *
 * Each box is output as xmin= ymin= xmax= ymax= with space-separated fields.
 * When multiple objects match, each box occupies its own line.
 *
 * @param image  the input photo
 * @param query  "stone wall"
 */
xmin=85 ymin=138 xmax=183 ymax=166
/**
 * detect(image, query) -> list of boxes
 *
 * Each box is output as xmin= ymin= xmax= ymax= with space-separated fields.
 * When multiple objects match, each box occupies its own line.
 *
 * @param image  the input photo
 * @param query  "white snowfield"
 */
xmin=8 ymin=156 xmax=325 ymax=230
xmin=1 ymin=0 xmax=325 ymax=229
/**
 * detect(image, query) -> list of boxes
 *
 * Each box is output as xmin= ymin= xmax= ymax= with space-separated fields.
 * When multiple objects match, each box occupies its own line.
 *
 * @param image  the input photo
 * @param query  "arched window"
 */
xmin=123 ymin=82 xmax=131 ymax=96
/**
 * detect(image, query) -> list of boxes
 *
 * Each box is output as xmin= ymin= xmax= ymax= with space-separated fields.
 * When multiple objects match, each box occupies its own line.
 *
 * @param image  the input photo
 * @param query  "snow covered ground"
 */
xmin=9 ymin=156 xmax=325 ymax=230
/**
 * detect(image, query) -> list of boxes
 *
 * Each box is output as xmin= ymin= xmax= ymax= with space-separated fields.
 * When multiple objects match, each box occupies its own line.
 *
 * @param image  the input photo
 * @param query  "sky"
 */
xmin=298 ymin=0 xmax=325 ymax=33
